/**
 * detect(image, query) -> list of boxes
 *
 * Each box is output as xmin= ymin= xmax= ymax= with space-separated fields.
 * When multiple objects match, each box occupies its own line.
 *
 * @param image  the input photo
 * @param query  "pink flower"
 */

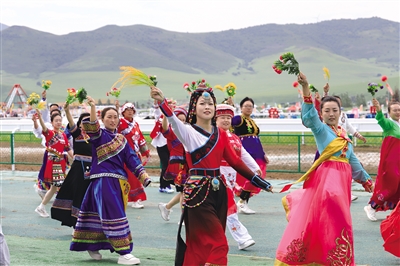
xmin=381 ymin=75 xmax=388 ymax=82
xmin=293 ymin=81 xmax=299 ymax=88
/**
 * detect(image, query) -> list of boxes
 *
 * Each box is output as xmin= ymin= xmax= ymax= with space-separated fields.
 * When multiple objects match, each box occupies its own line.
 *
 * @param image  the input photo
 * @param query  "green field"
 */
xmin=2 ymin=47 xmax=398 ymax=107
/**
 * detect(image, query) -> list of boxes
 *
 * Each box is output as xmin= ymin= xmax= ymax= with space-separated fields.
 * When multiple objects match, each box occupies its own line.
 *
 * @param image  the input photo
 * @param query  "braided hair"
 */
xmin=186 ymin=88 xmax=217 ymax=126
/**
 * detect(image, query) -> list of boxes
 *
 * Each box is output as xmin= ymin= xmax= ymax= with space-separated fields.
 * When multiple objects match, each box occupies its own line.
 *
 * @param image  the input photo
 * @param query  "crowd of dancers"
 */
xmin=27 ymin=72 xmax=399 ymax=265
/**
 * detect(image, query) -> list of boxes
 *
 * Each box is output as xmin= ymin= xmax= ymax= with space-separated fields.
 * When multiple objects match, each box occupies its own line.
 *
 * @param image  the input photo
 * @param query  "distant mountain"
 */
xmin=2 ymin=17 xmax=399 ymax=76
xmin=0 ymin=23 xmax=9 ymax=31
xmin=1 ymin=18 xmax=399 ymax=105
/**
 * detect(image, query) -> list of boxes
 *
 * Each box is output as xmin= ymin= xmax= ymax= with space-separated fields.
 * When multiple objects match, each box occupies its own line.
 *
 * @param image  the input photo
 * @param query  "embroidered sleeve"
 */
xmin=82 ymin=119 xmax=101 ymax=139
xmin=124 ymin=143 xmax=145 ymax=178
xmin=303 ymin=95 xmax=313 ymax=104
xmin=67 ymin=123 xmax=82 ymax=139
xmin=159 ymin=99 xmax=174 ymax=117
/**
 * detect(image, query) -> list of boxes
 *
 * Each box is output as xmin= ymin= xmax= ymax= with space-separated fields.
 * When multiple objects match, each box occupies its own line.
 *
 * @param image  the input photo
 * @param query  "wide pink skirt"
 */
xmin=275 ymin=160 xmax=355 ymax=266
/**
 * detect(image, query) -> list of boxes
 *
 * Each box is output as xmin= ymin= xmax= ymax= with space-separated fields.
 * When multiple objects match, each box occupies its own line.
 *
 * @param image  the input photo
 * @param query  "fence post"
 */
xmin=297 ymin=135 xmax=301 ymax=173
xmin=11 ymin=127 xmax=20 ymax=171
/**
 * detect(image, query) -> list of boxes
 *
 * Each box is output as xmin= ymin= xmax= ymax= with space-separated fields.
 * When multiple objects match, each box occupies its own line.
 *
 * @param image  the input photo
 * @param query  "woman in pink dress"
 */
xmin=275 ymin=73 xmax=373 ymax=266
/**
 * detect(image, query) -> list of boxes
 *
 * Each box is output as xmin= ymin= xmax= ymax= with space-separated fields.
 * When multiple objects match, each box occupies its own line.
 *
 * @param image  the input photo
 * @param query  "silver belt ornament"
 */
xmin=211 ymin=177 xmax=220 ymax=191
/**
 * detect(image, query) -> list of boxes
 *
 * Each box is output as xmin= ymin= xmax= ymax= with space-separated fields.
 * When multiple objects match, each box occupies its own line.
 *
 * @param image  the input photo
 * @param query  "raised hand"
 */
xmin=323 ymin=83 xmax=330 ymax=95
xmin=372 ymin=98 xmax=381 ymax=111
xmin=86 ymin=96 xmax=96 ymax=107
xmin=297 ymin=72 xmax=308 ymax=87
xmin=150 ymin=86 xmax=165 ymax=102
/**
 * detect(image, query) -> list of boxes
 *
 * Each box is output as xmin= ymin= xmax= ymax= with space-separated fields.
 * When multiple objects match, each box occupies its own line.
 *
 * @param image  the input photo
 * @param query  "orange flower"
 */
xmin=67 ymin=88 xmax=76 ymax=97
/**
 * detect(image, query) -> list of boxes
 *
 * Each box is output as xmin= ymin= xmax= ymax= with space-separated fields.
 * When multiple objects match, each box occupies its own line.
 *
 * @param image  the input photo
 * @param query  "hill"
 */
xmin=1 ymin=17 xmax=399 ymax=106
xmin=0 ymin=23 xmax=8 ymax=31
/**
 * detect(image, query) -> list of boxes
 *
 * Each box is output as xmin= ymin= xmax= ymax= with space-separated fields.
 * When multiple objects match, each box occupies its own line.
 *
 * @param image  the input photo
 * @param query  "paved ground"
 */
xmin=1 ymin=171 xmax=399 ymax=266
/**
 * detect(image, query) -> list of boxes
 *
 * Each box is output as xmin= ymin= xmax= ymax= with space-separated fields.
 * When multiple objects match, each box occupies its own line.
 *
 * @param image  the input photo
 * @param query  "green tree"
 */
xmin=338 ymin=93 xmax=352 ymax=107
xmin=391 ymin=88 xmax=399 ymax=102
xmin=97 ymin=99 xmax=103 ymax=105
xmin=355 ymin=94 xmax=367 ymax=107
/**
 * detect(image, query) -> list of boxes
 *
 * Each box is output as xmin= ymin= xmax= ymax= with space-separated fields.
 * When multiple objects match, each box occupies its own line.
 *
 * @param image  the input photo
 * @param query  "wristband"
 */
xmin=250 ymin=175 xmax=271 ymax=191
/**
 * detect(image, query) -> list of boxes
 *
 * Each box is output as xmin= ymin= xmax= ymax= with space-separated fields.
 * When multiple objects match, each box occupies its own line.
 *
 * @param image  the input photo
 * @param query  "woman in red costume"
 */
xmin=275 ymin=73 xmax=373 ymax=266
xmin=150 ymin=81 xmax=273 ymax=266
xmin=34 ymin=111 xmax=74 ymax=218
xmin=363 ymin=99 xmax=400 ymax=221
xmin=158 ymin=107 xmax=188 ymax=222
xmin=117 ymin=102 xmax=150 ymax=209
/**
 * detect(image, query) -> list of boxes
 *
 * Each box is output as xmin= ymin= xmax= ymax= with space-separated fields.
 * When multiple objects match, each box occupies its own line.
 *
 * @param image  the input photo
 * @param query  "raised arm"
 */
xmin=86 ymin=96 xmax=97 ymax=122
xmin=162 ymin=114 xmax=169 ymax=131
xmin=298 ymin=72 xmax=311 ymax=97
xmin=373 ymin=98 xmax=393 ymax=131
xmin=150 ymin=86 xmax=192 ymax=149
xmin=63 ymin=102 xmax=75 ymax=128
xmin=36 ymin=109 xmax=48 ymax=133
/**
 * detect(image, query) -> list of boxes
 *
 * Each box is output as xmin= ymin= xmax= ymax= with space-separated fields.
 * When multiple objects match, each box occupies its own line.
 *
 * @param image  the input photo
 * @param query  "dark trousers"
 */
xmin=157 ymin=145 xmax=170 ymax=189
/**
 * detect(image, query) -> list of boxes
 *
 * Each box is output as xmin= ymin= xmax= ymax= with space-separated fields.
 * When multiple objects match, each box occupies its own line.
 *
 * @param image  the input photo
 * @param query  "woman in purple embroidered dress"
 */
xmin=70 ymin=96 xmax=151 ymax=265
xmin=232 ymin=97 xmax=269 ymax=214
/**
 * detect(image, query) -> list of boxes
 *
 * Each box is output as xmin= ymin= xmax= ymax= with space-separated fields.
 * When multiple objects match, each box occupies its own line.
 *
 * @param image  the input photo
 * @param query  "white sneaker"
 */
xmin=237 ymin=201 xmax=256 ymax=214
xmin=35 ymin=206 xmax=49 ymax=218
xmin=88 ymin=250 xmax=102 ymax=260
xmin=131 ymin=200 xmax=144 ymax=209
xmin=118 ymin=254 xmax=140 ymax=265
xmin=158 ymin=203 xmax=171 ymax=221
xmin=351 ymin=194 xmax=358 ymax=201
xmin=238 ymin=239 xmax=256 ymax=250
xmin=364 ymin=205 xmax=377 ymax=221
xmin=159 ymin=187 xmax=174 ymax=194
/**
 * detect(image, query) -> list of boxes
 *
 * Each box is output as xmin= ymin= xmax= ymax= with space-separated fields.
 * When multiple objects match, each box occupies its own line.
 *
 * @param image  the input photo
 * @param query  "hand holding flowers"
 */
xmin=41 ymin=80 xmax=52 ymax=90
xmin=272 ymin=52 xmax=300 ymax=75
xmin=27 ymin=92 xmax=46 ymax=110
xmin=66 ymin=87 xmax=88 ymax=104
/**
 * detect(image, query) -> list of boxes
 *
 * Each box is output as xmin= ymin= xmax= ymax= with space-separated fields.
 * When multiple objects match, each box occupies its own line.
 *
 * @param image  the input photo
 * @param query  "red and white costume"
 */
xmin=158 ymin=99 xmax=271 ymax=266
xmin=117 ymin=103 xmax=149 ymax=203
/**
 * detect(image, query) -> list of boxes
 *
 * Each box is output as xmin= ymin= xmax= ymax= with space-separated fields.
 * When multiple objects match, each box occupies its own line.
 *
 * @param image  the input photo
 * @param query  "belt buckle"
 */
xmin=211 ymin=177 xmax=220 ymax=191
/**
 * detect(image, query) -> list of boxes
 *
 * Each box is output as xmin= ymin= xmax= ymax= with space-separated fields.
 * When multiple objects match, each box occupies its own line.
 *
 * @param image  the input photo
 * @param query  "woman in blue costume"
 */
xmin=275 ymin=72 xmax=373 ymax=266
xmin=70 ymin=96 xmax=151 ymax=265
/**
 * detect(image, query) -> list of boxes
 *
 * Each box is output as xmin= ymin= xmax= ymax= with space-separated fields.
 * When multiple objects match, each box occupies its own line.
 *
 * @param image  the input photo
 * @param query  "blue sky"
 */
xmin=1 ymin=0 xmax=399 ymax=35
